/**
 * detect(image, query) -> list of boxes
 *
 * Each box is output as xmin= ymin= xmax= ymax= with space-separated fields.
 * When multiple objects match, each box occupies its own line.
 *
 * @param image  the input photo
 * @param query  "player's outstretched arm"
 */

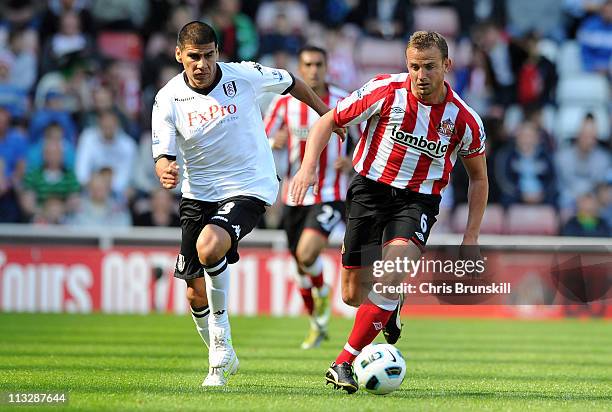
xmin=461 ymin=154 xmax=488 ymax=245
xmin=289 ymin=77 xmax=329 ymax=117
xmin=290 ymin=110 xmax=337 ymax=204
xmin=155 ymin=157 xmax=179 ymax=190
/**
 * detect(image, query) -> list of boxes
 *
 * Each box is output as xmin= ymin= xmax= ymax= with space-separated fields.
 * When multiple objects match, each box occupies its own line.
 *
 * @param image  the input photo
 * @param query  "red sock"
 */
xmin=299 ymin=288 xmax=314 ymax=315
xmin=310 ymin=272 xmax=324 ymax=288
xmin=335 ymin=298 xmax=393 ymax=365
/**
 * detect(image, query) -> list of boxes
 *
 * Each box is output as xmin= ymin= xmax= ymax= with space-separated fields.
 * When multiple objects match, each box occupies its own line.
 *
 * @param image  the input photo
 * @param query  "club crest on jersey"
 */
xmin=223 ymin=81 xmax=237 ymax=98
xmin=176 ymin=254 xmax=185 ymax=272
xmin=390 ymin=125 xmax=448 ymax=159
xmin=437 ymin=118 xmax=455 ymax=138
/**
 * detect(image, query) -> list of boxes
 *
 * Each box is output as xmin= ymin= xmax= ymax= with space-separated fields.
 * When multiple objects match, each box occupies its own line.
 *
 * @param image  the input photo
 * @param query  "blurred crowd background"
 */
xmin=0 ymin=0 xmax=610 ymax=237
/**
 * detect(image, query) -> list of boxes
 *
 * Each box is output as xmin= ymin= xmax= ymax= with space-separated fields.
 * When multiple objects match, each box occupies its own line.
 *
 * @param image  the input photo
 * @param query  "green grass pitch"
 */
xmin=0 ymin=313 xmax=610 ymax=411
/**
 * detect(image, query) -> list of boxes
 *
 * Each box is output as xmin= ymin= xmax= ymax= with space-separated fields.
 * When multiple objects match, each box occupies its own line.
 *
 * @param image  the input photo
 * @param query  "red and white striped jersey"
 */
xmin=264 ymin=85 xmax=350 ymax=206
xmin=334 ymin=74 xmax=486 ymax=196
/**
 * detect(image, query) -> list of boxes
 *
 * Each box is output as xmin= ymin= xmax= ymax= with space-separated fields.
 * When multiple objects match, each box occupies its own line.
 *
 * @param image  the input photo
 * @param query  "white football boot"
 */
xmin=202 ymin=326 xmax=239 ymax=387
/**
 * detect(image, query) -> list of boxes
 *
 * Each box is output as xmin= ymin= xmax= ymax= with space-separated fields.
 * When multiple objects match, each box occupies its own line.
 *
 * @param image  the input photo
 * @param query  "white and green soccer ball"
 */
xmin=353 ymin=343 xmax=406 ymax=395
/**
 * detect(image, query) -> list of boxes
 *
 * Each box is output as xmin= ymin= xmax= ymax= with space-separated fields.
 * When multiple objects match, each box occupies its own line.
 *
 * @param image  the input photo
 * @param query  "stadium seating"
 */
xmin=554 ymin=105 xmax=611 ymax=142
xmin=354 ymin=38 xmax=407 ymax=84
xmin=505 ymin=204 xmax=559 ymax=235
xmin=555 ymin=41 xmax=583 ymax=76
xmin=451 ymin=203 xmax=505 ymax=234
xmin=97 ymin=32 xmax=144 ymax=62
xmin=413 ymin=6 xmax=460 ymax=38
xmin=556 ymin=73 xmax=610 ymax=106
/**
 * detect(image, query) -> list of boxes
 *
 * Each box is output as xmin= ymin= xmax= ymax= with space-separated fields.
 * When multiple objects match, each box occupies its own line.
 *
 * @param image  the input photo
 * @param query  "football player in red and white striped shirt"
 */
xmin=264 ymin=46 xmax=353 ymax=349
xmin=291 ymin=31 xmax=489 ymax=393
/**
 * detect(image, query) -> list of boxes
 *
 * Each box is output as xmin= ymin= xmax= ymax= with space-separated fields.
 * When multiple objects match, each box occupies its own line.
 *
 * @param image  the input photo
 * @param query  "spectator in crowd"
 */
xmin=561 ymin=192 xmax=611 ymax=236
xmin=29 ymin=90 xmax=78 ymax=143
xmin=43 ymin=10 xmax=91 ymax=71
xmin=563 ymin=0 xmax=608 ymax=38
xmin=506 ymin=0 xmax=565 ymax=40
xmin=0 ymin=0 xmax=39 ymax=31
xmin=90 ymin=0 xmax=149 ymax=30
xmin=39 ymin=0 xmax=95 ymax=42
xmin=0 ymin=106 xmax=27 ymax=222
xmin=577 ymin=0 xmax=612 ymax=73
xmin=0 ymin=157 xmax=23 ymax=223
xmin=523 ymin=105 xmax=556 ymax=151
xmin=69 ymin=170 xmax=131 ymax=227
xmin=79 ymin=85 xmax=132 ymax=135
xmin=75 ymin=110 xmax=137 ymax=196
xmin=347 ymin=0 xmax=412 ymax=40
xmin=256 ymin=0 xmax=308 ymax=55
xmin=454 ymin=46 xmax=492 ymax=115
xmin=21 ymin=134 xmax=80 ymax=222
xmin=595 ymin=178 xmax=612 ymax=228
xmin=0 ymin=49 xmax=29 ymax=118
xmin=324 ymin=25 xmax=359 ymax=91
xmin=31 ymin=196 xmax=68 ymax=225
xmin=204 ymin=0 xmax=259 ymax=62
xmin=494 ymin=121 xmax=557 ymax=207
xmin=516 ymin=33 xmax=558 ymax=108
xmin=141 ymin=5 xmax=193 ymax=90
xmin=0 ymin=105 xmax=27 ymax=187
xmin=102 ymin=60 xmax=141 ymax=133
xmin=141 ymin=65 xmax=180 ymax=130
xmin=474 ymin=21 xmax=527 ymax=108
xmin=556 ymin=114 xmax=611 ymax=210
xmin=306 ymin=0 xmax=353 ymax=28
xmin=133 ymin=188 xmax=179 ymax=227
xmin=27 ymin=123 xmax=75 ymax=170
xmin=7 ymin=29 xmax=38 ymax=93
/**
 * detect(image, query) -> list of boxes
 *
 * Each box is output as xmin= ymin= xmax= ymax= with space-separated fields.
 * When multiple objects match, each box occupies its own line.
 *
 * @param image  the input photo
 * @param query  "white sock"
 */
xmin=203 ymin=257 xmax=230 ymax=330
xmin=295 ymin=272 xmax=313 ymax=289
xmin=302 ymin=256 xmax=323 ymax=276
xmin=367 ymin=289 xmax=399 ymax=311
xmin=191 ymin=305 xmax=210 ymax=348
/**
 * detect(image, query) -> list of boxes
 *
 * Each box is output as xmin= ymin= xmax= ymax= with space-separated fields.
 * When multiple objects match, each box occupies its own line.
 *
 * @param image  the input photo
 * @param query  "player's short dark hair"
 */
xmin=407 ymin=31 xmax=449 ymax=60
xmin=177 ymin=21 xmax=218 ymax=49
xmin=298 ymin=45 xmax=328 ymax=63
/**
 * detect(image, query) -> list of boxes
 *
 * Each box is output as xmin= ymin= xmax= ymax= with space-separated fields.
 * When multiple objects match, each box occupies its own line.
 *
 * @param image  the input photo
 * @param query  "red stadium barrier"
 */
xmin=0 ymin=246 xmax=609 ymax=318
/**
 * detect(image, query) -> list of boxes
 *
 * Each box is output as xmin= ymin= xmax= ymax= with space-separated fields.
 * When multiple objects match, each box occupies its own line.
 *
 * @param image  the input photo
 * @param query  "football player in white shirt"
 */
xmin=153 ymin=21 xmax=343 ymax=387
xmin=265 ymin=46 xmax=353 ymax=349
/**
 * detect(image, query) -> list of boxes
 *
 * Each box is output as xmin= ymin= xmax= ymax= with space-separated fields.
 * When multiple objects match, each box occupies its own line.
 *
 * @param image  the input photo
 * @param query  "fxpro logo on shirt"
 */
xmin=390 ymin=124 xmax=448 ymax=159
xmin=186 ymin=104 xmax=238 ymax=127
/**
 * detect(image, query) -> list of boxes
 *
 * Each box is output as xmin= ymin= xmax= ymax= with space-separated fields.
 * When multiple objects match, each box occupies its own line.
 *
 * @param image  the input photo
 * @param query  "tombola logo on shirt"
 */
xmin=187 ymin=104 xmax=237 ymax=127
xmin=390 ymin=124 xmax=448 ymax=159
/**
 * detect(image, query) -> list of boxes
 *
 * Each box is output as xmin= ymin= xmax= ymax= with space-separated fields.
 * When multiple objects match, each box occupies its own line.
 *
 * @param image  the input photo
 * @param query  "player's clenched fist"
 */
xmin=160 ymin=161 xmax=179 ymax=189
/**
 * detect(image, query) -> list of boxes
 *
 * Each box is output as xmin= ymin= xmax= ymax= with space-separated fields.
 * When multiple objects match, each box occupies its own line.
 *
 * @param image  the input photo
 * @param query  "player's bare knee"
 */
xmin=296 ymin=249 xmax=318 ymax=269
xmin=196 ymin=234 xmax=227 ymax=265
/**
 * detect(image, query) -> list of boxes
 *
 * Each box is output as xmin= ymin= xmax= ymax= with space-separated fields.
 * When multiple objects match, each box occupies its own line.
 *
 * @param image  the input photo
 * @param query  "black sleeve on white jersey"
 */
xmin=281 ymin=72 xmax=296 ymax=95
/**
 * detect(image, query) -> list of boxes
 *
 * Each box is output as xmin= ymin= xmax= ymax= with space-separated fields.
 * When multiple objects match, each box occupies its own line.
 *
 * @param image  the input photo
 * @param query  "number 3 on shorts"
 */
xmin=218 ymin=202 xmax=235 ymax=215
xmin=420 ymin=213 xmax=428 ymax=233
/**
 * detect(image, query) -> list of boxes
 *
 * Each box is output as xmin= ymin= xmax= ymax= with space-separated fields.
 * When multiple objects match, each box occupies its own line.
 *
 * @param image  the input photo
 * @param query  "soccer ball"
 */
xmin=353 ymin=343 xmax=406 ymax=395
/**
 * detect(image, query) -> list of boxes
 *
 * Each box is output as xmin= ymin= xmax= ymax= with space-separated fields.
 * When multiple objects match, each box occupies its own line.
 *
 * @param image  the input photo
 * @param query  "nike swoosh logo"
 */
xmin=387 ymin=349 xmax=397 ymax=362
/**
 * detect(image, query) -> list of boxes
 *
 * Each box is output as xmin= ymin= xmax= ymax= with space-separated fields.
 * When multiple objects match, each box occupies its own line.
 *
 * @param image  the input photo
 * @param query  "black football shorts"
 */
xmin=175 ymin=196 xmax=266 ymax=280
xmin=281 ymin=201 xmax=346 ymax=257
xmin=341 ymin=174 xmax=440 ymax=268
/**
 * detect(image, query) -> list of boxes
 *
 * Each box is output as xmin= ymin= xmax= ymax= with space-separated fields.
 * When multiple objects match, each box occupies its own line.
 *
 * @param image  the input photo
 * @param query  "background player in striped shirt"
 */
xmin=290 ymin=31 xmax=489 ymax=393
xmin=264 ymin=46 xmax=353 ymax=349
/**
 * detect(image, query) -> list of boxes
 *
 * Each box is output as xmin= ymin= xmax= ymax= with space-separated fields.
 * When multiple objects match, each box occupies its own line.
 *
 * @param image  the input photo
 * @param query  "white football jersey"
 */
xmin=152 ymin=61 xmax=295 ymax=204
